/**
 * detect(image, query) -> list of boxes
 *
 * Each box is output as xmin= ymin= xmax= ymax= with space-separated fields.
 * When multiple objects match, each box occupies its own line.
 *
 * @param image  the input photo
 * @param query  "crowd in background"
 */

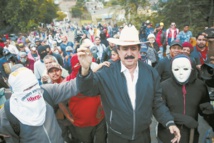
xmin=0 ymin=19 xmax=213 ymax=143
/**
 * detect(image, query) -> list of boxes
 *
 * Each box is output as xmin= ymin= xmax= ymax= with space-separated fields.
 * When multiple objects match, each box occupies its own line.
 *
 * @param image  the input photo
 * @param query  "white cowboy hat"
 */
xmin=107 ymin=25 xmax=142 ymax=46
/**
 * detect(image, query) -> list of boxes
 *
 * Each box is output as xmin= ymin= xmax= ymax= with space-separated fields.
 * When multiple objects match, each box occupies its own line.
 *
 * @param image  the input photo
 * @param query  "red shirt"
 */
xmin=65 ymin=54 xmax=105 ymax=127
xmin=156 ymin=30 xmax=162 ymax=47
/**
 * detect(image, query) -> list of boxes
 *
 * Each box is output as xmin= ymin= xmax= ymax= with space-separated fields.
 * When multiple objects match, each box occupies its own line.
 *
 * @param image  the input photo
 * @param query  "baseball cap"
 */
xmin=170 ymin=40 xmax=182 ymax=48
xmin=182 ymin=42 xmax=193 ymax=52
xmin=140 ymin=44 xmax=148 ymax=53
xmin=160 ymin=22 xmax=164 ymax=26
xmin=18 ymin=43 xmax=24 ymax=48
xmin=19 ymin=52 xmax=27 ymax=57
xmin=66 ymin=46 xmax=73 ymax=52
xmin=155 ymin=23 xmax=161 ymax=28
xmin=46 ymin=63 xmax=61 ymax=72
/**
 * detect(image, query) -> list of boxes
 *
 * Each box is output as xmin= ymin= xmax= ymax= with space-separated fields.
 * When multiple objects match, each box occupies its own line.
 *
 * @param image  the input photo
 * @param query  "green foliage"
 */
xmin=157 ymin=0 xmax=213 ymax=35
xmin=71 ymin=7 xmax=83 ymax=18
xmin=71 ymin=0 xmax=85 ymax=18
xmin=0 ymin=0 xmax=58 ymax=33
xmin=115 ymin=0 xmax=150 ymax=29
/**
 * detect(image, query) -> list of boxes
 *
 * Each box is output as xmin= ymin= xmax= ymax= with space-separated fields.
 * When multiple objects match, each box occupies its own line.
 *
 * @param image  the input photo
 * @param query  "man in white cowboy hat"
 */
xmin=76 ymin=25 xmax=181 ymax=143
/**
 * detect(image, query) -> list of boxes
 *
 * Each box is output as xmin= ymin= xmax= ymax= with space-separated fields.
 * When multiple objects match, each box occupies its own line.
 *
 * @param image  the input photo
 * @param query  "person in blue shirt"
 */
xmin=176 ymin=24 xmax=193 ymax=44
xmin=60 ymin=35 xmax=74 ymax=57
xmin=63 ymin=46 xmax=73 ymax=74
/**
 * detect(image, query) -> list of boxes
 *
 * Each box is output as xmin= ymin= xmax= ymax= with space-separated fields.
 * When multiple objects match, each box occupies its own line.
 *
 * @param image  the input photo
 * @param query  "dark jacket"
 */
xmin=155 ymin=55 xmax=171 ymax=82
xmin=51 ymin=53 xmax=63 ymax=67
xmin=158 ymin=69 xmax=210 ymax=143
xmin=77 ymin=60 xmax=174 ymax=140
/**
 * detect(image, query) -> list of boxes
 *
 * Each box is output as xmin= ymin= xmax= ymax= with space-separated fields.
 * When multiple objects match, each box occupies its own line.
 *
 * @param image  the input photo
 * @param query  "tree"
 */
xmin=0 ymin=0 xmax=59 ymax=34
xmin=157 ymin=0 xmax=213 ymax=35
xmin=71 ymin=7 xmax=83 ymax=18
xmin=70 ymin=0 xmax=85 ymax=18
xmin=114 ymin=0 xmax=150 ymax=29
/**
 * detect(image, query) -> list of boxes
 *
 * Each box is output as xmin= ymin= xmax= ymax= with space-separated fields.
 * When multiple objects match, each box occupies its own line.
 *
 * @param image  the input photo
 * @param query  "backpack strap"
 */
xmin=4 ymin=100 xmax=20 ymax=136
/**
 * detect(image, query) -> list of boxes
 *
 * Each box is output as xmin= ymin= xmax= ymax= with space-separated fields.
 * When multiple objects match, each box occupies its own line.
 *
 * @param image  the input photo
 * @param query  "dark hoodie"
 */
xmin=37 ymin=46 xmax=48 ymax=60
xmin=158 ymin=54 xmax=210 ymax=143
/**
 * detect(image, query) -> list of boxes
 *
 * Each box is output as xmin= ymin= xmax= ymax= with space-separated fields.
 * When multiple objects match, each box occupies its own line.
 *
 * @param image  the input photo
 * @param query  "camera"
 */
xmin=204 ymin=28 xmax=214 ymax=38
xmin=201 ymin=63 xmax=214 ymax=80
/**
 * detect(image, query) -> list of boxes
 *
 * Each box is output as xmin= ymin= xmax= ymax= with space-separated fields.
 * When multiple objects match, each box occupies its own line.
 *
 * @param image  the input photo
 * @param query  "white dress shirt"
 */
xmin=121 ymin=62 xmax=139 ymax=110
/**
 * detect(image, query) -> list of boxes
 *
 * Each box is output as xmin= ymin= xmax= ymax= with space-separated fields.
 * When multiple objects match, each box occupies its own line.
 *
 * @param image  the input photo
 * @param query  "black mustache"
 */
xmin=125 ymin=56 xmax=135 ymax=59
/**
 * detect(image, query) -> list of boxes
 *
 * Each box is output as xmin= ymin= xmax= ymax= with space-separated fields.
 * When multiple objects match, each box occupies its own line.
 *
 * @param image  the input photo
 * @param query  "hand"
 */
xmin=67 ymin=116 xmax=74 ymax=124
xmin=77 ymin=44 xmax=93 ymax=76
xmin=196 ymin=64 xmax=201 ymax=70
xmin=100 ymin=61 xmax=111 ymax=68
xmin=169 ymin=125 xmax=180 ymax=143
xmin=200 ymin=102 xmax=214 ymax=114
xmin=41 ymin=75 xmax=49 ymax=82
xmin=65 ymin=55 xmax=69 ymax=61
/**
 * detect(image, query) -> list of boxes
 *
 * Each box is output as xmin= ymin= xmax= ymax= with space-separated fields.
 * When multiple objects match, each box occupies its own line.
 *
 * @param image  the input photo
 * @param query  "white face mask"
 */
xmin=172 ymin=58 xmax=192 ymax=83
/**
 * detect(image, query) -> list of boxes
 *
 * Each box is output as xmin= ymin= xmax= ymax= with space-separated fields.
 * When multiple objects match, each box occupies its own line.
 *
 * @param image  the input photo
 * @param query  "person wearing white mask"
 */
xmin=0 ymin=64 xmax=78 ymax=143
xmin=157 ymin=54 xmax=212 ymax=143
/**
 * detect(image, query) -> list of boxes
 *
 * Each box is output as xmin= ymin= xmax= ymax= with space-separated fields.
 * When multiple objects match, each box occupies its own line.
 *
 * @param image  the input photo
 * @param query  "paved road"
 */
xmin=58 ymin=0 xmax=76 ymax=42
xmin=150 ymin=115 xmax=212 ymax=143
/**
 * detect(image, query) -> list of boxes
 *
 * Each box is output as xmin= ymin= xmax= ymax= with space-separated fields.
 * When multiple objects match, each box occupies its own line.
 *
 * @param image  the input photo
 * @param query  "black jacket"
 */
xmin=155 ymin=55 xmax=171 ymax=82
xmin=158 ymin=70 xmax=210 ymax=143
xmin=77 ymin=60 xmax=174 ymax=140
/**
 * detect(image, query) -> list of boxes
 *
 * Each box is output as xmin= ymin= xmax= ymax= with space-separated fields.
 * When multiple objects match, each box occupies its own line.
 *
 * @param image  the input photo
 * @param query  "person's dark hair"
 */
xmin=45 ymin=45 xmax=51 ymax=49
xmin=184 ymin=24 xmax=189 ymax=27
xmin=112 ymin=47 xmax=118 ymax=55
xmin=196 ymin=32 xmax=205 ymax=39
xmin=95 ymin=36 xmax=100 ymax=40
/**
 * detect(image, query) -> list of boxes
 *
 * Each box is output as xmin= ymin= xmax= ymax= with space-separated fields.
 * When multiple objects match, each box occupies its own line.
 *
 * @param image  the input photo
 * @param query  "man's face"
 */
xmin=170 ymin=45 xmax=182 ymax=57
xmin=61 ymin=36 xmax=67 ymax=42
xmin=46 ymin=48 xmax=51 ymax=54
xmin=170 ymin=23 xmax=176 ymax=29
xmin=47 ymin=68 xmax=62 ymax=81
xmin=183 ymin=26 xmax=189 ymax=32
xmin=20 ymin=55 xmax=27 ymax=63
xmin=95 ymin=38 xmax=101 ymax=45
xmin=182 ymin=47 xmax=191 ymax=56
xmin=35 ymin=41 xmax=40 ymax=46
xmin=44 ymin=58 xmax=55 ymax=67
xmin=6 ymin=40 xmax=10 ymax=44
xmin=19 ymin=47 xmax=25 ymax=52
xmin=117 ymin=45 xmax=139 ymax=68
xmin=41 ymin=41 xmax=46 ymax=46
xmin=109 ymin=42 xmax=115 ymax=48
xmin=196 ymin=35 xmax=206 ymax=49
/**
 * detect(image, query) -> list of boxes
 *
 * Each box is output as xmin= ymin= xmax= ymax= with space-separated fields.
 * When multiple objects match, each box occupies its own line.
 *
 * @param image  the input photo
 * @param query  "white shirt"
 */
xmin=121 ymin=62 xmax=139 ymax=110
xmin=96 ymin=44 xmax=106 ymax=60
xmin=4 ymin=45 xmax=19 ymax=55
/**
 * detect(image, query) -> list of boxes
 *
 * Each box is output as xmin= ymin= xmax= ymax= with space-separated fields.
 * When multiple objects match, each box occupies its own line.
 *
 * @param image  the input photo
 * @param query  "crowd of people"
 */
xmin=0 ymin=19 xmax=214 ymax=143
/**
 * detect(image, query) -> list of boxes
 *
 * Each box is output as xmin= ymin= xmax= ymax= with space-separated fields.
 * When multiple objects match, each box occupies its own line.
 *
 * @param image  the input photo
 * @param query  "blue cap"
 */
xmin=140 ymin=44 xmax=148 ymax=53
